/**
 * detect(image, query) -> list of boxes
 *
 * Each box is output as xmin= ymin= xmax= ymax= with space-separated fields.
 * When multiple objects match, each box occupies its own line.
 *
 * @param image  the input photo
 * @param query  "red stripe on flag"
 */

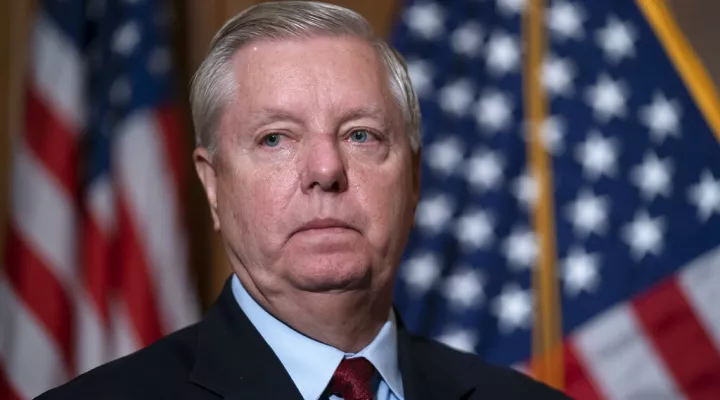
xmin=633 ymin=278 xmax=720 ymax=399
xmin=24 ymin=87 xmax=78 ymax=194
xmin=80 ymin=215 xmax=111 ymax=325
xmin=116 ymin=200 xmax=163 ymax=346
xmin=0 ymin=366 xmax=22 ymax=400
xmin=4 ymin=226 xmax=74 ymax=373
xmin=563 ymin=342 xmax=604 ymax=400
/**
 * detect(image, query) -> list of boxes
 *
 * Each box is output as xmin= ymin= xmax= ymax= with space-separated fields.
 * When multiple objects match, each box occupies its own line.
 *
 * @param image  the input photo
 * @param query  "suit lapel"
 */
xmin=189 ymin=279 xmax=304 ymax=400
xmin=397 ymin=323 xmax=476 ymax=400
xmin=189 ymin=279 xmax=476 ymax=400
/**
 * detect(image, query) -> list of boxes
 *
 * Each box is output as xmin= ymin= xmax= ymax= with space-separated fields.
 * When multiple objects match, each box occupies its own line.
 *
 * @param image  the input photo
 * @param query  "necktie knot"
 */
xmin=328 ymin=357 xmax=375 ymax=400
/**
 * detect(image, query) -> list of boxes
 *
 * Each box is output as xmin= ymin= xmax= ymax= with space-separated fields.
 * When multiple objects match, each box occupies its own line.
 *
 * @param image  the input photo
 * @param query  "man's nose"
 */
xmin=299 ymin=137 xmax=348 ymax=193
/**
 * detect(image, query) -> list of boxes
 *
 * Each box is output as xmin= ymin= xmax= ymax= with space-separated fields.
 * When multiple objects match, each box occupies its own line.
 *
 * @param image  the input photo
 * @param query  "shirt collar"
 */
xmin=231 ymin=274 xmax=403 ymax=400
xmin=349 ymin=308 xmax=404 ymax=398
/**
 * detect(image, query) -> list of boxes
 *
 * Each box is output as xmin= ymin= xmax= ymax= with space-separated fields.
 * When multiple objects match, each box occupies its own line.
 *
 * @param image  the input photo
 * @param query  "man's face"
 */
xmin=196 ymin=36 xmax=420 ymax=298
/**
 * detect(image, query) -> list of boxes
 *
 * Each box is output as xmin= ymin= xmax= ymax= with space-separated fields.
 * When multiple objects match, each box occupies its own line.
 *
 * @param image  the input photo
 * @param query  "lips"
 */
xmin=293 ymin=218 xmax=357 ymax=234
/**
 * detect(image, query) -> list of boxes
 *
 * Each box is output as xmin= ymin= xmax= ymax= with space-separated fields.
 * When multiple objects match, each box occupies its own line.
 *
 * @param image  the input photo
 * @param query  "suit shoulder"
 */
xmin=410 ymin=334 xmax=571 ymax=399
xmin=35 ymin=323 xmax=200 ymax=400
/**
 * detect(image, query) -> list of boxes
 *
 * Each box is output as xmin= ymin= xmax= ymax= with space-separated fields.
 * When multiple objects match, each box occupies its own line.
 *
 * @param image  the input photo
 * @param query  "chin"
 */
xmin=286 ymin=254 xmax=373 ymax=293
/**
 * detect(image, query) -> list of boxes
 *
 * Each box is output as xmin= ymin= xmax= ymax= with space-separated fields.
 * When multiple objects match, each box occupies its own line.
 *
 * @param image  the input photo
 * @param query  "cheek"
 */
xmin=352 ymin=160 xmax=415 ymax=242
xmin=218 ymin=163 xmax=297 ymax=238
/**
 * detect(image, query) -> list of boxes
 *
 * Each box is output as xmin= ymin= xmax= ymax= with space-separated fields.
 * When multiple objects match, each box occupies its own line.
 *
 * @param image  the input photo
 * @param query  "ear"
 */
xmin=193 ymin=147 xmax=221 ymax=231
xmin=411 ymin=146 xmax=422 ymax=211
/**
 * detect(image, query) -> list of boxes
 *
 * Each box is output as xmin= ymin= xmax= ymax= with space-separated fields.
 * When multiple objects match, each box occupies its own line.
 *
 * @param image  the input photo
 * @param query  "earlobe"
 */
xmin=193 ymin=147 xmax=221 ymax=231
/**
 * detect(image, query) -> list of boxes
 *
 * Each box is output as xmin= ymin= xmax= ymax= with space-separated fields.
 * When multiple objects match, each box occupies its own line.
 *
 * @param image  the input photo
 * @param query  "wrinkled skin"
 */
xmin=194 ymin=35 xmax=420 ymax=351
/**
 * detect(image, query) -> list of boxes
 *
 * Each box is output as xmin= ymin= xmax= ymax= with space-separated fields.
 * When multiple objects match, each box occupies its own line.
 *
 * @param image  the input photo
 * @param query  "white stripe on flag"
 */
xmin=32 ymin=12 xmax=85 ymax=130
xmin=74 ymin=294 xmax=107 ymax=375
xmin=11 ymin=138 xmax=77 ymax=289
xmin=115 ymin=111 xmax=198 ymax=332
xmin=88 ymin=175 xmax=116 ymax=236
xmin=108 ymin=298 xmax=141 ymax=361
xmin=678 ymin=245 xmax=720 ymax=351
xmin=76 ymin=177 xmax=116 ymax=374
xmin=572 ymin=304 xmax=682 ymax=400
xmin=0 ymin=279 xmax=68 ymax=399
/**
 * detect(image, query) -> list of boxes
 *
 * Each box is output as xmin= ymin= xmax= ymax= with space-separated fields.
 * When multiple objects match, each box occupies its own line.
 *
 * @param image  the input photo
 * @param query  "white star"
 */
xmin=426 ymin=136 xmax=465 ymax=175
xmin=688 ymin=169 xmax=720 ymax=222
xmin=475 ymin=90 xmax=514 ymax=133
xmin=465 ymin=149 xmax=505 ymax=192
xmin=496 ymin=0 xmax=526 ymax=15
xmin=562 ymin=246 xmax=601 ymax=297
xmin=442 ymin=267 xmax=485 ymax=310
xmin=502 ymin=226 xmax=537 ymax=271
xmin=595 ymin=15 xmax=637 ymax=63
xmin=402 ymin=252 xmax=441 ymax=294
xmin=574 ymin=130 xmax=620 ymax=180
xmin=407 ymin=59 xmax=434 ymax=97
xmin=436 ymin=328 xmax=478 ymax=353
xmin=148 ymin=47 xmax=171 ymax=75
xmin=584 ymin=74 xmax=629 ymax=122
xmin=453 ymin=210 xmax=495 ymax=251
xmin=512 ymin=170 xmax=537 ymax=210
xmin=492 ymin=284 xmax=533 ymax=334
xmin=109 ymin=76 xmax=132 ymax=106
xmin=416 ymin=194 xmax=454 ymax=234
xmin=540 ymin=115 xmax=565 ymax=154
xmin=547 ymin=0 xmax=586 ymax=41
xmin=113 ymin=21 xmax=141 ymax=56
xmin=621 ymin=210 xmax=666 ymax=261
xmin=565 ymin=188 xmax=610 ymax=237
xmin=639 ymin=92 xmax=682 ymax=143
xmin=404 ymin=2 xmax=445 ymax=40
xmin=630 ymin=152 xmax=673 ymax=201
xmin=451 ymin=21 xmax=483 ymax=57
xmin=439 ymin=79 xmax=476 ymax=116
xmin=485 ymin=31 xmax=521 ymax=76
xmin=542 ymin=55 xmax=576 ymax=98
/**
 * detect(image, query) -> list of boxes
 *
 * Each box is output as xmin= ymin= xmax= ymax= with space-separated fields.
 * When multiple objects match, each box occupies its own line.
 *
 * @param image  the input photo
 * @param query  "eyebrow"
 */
xmin=248 ymin=104 xmax=388 ymax=131
xmin=247 ymin=107 xmax=305 ymax=131
xmin=337 ymin=104 xmax=386 ymax=123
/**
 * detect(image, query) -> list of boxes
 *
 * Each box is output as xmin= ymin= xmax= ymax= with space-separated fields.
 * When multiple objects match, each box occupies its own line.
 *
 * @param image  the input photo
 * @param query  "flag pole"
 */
xmin=523 ymin=0 xmax=565 ymax=390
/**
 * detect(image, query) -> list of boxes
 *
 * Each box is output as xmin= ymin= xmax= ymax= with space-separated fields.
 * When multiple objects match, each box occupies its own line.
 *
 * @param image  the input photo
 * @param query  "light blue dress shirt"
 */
xmin=231 ymin=275 xmax=404 ymax=400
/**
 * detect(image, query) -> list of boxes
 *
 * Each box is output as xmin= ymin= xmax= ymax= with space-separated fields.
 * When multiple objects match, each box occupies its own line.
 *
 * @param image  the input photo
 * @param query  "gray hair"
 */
xmin=189 ymin=1 xmax=421 ymax=155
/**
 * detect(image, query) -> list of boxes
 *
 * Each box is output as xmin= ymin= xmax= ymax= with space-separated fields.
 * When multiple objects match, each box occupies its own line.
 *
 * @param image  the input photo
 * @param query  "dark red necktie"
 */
xmin=328 ymin=357 xmax=375 ymax=400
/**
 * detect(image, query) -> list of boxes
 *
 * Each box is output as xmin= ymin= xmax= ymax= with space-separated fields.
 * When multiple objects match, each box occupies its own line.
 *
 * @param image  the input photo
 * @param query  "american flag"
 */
xmin=0 ymin=1 xmax=198 ymax=398
xmin=392 ymin=0 xmax=720 ymax=398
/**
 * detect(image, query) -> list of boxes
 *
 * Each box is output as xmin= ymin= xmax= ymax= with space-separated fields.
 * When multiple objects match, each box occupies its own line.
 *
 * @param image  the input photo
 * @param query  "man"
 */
xmin=38 ymin=2 xmax=569 ymax=399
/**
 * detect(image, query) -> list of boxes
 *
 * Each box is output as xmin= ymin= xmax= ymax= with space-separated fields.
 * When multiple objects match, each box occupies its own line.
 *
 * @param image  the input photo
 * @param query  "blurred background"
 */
xmin=2 ymin=0 xmax=720 ymax=399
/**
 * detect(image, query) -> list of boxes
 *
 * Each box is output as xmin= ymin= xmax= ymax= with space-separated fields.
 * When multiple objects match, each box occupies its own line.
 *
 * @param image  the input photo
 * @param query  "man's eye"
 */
xmin=262 ymin=133 xmax=282 ymax=147
xmin=350 ymin=130 xmax=371 ymax=143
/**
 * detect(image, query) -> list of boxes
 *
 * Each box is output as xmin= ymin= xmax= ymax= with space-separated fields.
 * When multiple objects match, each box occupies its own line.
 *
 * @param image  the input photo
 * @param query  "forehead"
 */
xmin=227 ymin=35 xmax=394 ymax=115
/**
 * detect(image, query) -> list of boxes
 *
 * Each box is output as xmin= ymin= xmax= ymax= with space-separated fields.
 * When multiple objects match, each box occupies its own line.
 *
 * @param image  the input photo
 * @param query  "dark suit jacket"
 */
xmin=37 ymin=278 xmax=570 ymax=399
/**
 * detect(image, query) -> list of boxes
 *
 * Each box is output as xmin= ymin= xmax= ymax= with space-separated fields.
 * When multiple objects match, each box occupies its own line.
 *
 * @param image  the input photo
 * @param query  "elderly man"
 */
xmin=38 ymin=2 xmax=568 ymax=399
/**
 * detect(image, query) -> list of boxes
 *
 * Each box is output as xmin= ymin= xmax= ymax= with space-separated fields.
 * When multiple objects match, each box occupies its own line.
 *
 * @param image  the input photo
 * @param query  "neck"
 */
xmin=237 ymin=272 xmax=392 ymax=353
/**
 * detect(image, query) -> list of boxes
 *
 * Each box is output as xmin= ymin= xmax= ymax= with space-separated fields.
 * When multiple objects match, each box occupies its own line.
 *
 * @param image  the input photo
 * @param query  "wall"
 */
xmin=669 ymin=0 xmax=720 ymax=84
xmin=0 ymin=1 xmax=34 ymax=276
